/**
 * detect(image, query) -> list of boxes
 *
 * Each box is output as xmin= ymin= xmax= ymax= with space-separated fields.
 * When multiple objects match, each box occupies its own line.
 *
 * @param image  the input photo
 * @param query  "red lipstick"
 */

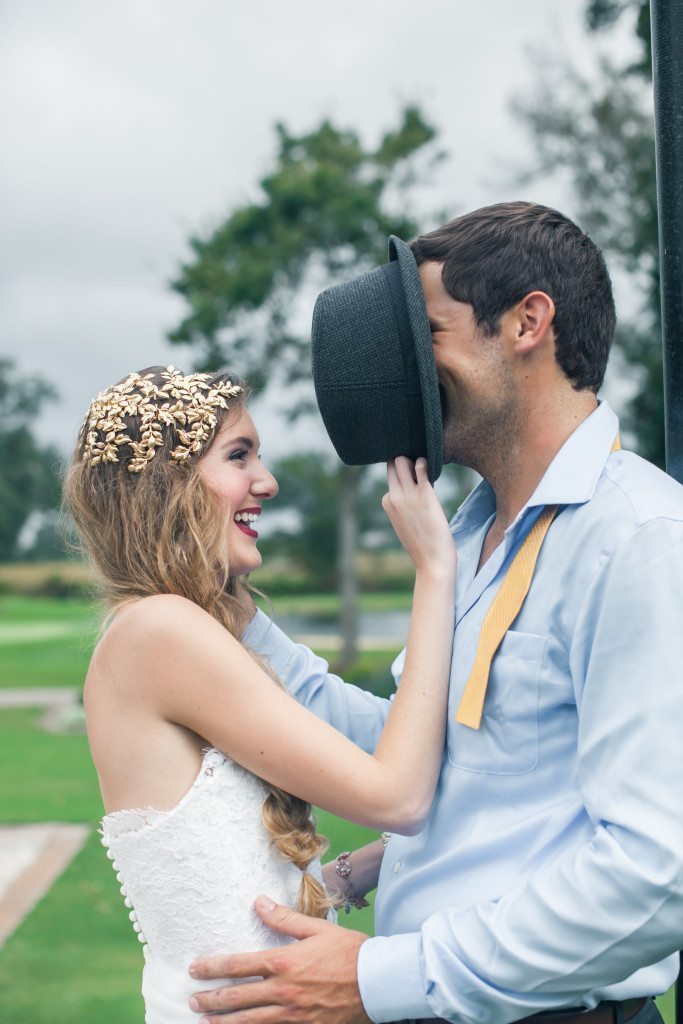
xmin=234 ymin=507 xmax=260 ymax=539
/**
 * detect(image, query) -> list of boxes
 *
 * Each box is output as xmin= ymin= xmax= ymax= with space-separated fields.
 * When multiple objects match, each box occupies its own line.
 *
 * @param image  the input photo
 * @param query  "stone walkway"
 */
xmin=0 ymin=823 xmax=89 ymax=947
xmin=286 ymin=633 xmax=401 ymax=651
xmin=0 ymin=689 xmax=89 ymax=946
xmin=0 ymin=623 xmax=83 ymax=644
xmin=0 ymin=686 xmax=84 ymax=731
xmin=0 ymin=631 xmax=400 ymax=945
xmin=0 ymin=687 xmax=80 ymax=709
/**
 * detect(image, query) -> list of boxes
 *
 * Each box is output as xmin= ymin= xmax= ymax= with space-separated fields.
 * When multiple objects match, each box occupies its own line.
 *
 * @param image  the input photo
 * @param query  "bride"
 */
xmin=64 ymin=365 xmax=456 ymax=1023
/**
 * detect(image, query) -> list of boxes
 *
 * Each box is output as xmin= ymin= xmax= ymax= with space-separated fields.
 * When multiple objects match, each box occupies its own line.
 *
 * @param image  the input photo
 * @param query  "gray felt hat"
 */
xmin=311 ymin=235 xmax=443 ymax=481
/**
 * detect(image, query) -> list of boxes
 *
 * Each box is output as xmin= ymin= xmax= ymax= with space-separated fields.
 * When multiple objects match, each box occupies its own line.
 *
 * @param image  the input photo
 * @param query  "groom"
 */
xmin=190 ymin=203 xmax=683 ymax=1024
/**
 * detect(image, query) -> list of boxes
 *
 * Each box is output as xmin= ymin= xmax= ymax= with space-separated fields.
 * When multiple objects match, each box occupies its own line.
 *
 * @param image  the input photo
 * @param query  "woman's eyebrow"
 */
xmin=219 ymin=435 xmax=256 ymax=450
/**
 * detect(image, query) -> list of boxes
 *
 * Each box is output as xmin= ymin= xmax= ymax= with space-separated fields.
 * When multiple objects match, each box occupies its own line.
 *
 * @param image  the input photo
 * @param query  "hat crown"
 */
xmin=311 ymin=236 xmax=443 ymax=480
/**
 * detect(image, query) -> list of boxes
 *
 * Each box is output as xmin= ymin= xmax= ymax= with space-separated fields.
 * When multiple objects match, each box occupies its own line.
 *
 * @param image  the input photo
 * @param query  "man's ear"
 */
xmin=514 ymin=291 xmax=556 ymax=355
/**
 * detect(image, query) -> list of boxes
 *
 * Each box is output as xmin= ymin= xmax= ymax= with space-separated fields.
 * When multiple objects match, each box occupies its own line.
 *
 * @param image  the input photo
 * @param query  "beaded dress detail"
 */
xmin=100 ymin=748 xmax=326 ymax=1024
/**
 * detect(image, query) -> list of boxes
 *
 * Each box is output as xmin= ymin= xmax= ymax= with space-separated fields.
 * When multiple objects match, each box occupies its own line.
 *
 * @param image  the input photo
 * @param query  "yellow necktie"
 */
xmin=455 ymin=433 xmax=622 ymax=731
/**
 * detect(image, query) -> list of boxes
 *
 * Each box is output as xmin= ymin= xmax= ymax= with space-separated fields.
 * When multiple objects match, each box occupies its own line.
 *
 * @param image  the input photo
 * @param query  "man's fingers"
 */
xmin=199 ymin=1009 xmax=291 ymax=1024
xmin=253 ymin=895 xmax=330 ymax=939
xmin=189 ymin=951 xmax=272 ymax=981
xmin=190 ymin=979 xmax=271 ymax=1015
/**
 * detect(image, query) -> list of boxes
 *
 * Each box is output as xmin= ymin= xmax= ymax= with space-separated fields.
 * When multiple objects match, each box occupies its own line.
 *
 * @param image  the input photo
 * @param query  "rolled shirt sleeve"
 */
xmin=243 ymin=608 xmax=391 ymax=753
xmin=358 ymin=518 xmax=683 ymax=1024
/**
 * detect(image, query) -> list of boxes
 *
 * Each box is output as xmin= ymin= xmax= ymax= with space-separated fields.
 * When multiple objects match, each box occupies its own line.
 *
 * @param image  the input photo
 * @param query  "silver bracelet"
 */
xmin=335 ymin=851 xmax=369 ymax=914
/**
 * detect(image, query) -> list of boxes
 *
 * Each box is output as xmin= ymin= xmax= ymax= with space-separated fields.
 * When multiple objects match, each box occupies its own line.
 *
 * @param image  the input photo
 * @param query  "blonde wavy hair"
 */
xmin=64 ymin=365 xmax=331 ymax=919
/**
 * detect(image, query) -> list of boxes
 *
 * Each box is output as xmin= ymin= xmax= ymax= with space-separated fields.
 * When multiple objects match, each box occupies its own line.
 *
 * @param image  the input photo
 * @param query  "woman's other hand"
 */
xmin=382 ymin=457 xmax=456 ymax=577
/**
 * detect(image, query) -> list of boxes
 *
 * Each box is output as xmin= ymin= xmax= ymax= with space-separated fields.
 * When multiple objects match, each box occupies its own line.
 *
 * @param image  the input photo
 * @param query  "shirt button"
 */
xmin=393 ymin=860 xmax=402 ymax=874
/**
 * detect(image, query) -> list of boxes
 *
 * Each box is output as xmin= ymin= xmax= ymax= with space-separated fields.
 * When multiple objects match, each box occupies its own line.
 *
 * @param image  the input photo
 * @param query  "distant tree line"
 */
xmin=0 ymin=359 xmax=61 ymax=561
xmin=515 ymin=0 xmax=662 ymax=464
xmin=5 ymin=1 xmax=665 ymax=654
xmin=168 ymin=106 xmax=446 ymax=664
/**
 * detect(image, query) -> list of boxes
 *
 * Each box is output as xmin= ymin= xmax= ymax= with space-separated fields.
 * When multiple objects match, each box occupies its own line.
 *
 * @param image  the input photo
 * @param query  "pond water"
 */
xmin=274 ymin=610 xmax=410 ymax=641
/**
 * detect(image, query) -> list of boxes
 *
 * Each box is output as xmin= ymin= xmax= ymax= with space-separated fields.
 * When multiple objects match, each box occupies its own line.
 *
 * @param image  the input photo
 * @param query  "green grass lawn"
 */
xmin=0 ymin=596 xmax=676 ymax=1024
xmin=0 ymin=596 xmax=392 ymax=1021
xmin=256 ymin=590 xmax=413 ymax=616
xmin=0 ymin=706 xmax=379 ymax=1022
xmin=0 ymin=596 xmax=98 ymax=689
xmin=0 ymin=593 xmax=413 ymax=625
xmin=0 ymin=594 xmax=404 ymax=690
xmin=0 ymin=596 xmax=97 ymax=624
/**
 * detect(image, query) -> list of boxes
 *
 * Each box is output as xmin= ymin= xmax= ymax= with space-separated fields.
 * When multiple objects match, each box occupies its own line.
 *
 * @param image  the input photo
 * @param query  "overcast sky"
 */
xmin=1 ymin=0 xmax=638 ymax=461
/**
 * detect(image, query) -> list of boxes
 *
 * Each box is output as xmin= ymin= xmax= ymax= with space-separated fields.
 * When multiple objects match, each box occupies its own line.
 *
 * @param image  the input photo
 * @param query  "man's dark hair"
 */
xmin=410 ymin=201 xmax=616 ymax=392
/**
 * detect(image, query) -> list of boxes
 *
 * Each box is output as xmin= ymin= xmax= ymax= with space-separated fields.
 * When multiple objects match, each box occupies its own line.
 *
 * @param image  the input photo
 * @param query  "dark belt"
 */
xmin=411 ymin=996 xmax=650 ymax=1024
xmin=523 ymin=997 xmax=649 ymax=1024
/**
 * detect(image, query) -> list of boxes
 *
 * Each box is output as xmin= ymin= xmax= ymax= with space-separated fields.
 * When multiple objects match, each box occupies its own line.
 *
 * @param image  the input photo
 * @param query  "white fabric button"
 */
xmin=106 ymin=850 xmax=115 ymax=860
xmin=120 ymin=884 xmax=127 ymax=895
xmin=124 ymin=897 xmax=132 ymax=908
xmin=133 ymin=922 xmax=141 ymax=933
xmin=129 ymin=910 xmax=137 ymax=922
xmin=116 ymin=873 xmax=123 ymax=883
xmin=138 ymin=933 xmax=146 ymax=943
xmin=393 ymin=860 xmax=402 ymax=873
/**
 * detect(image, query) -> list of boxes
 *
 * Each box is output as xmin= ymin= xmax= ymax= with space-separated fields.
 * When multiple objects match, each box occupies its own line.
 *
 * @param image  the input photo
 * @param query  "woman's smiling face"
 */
xmin=198 ymin=406 xmax=278 ymax=576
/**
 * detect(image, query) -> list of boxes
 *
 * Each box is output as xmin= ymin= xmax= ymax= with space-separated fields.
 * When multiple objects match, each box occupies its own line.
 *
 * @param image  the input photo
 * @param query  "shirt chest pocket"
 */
xmin=447 ymin=630 xmax=547 ymax=775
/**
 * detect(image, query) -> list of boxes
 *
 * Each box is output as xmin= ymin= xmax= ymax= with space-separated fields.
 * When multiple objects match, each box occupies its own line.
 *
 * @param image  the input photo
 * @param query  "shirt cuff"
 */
xmin=357 ymin=933 xmax=432 ymax=1023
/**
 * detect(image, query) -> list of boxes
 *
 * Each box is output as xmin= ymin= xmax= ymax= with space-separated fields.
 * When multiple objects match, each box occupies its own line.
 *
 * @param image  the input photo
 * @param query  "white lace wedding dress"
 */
xmin=100 ymin=747 xmax=329 ymax=1023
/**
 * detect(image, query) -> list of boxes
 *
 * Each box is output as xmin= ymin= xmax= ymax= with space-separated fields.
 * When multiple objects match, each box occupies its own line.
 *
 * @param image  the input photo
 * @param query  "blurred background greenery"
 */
xmin=1 ymin=1 xmax=676 ymax=1021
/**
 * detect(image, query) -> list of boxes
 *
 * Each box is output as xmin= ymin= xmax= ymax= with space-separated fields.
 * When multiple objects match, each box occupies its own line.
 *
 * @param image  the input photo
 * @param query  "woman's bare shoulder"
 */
xmin=108 ymin=592 xmax=205 ymax=630
xmin=92 ymin=595 xmax=239 ymax=683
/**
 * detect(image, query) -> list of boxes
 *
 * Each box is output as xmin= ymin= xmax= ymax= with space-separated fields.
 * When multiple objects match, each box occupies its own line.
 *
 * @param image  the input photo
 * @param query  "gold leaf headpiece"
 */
xmin=82 ymin=366 xmax=244 ymax=473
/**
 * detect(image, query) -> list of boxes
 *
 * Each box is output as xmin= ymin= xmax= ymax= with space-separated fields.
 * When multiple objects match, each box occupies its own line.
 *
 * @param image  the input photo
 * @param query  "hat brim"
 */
xmin=388 ymin=236 xmax=443 ymax=481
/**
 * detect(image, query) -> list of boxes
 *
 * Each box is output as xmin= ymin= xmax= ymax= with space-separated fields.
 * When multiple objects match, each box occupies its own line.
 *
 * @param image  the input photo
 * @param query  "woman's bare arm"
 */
xmin=322 ymin=840 xmax=385 ymax=902
xmin=100 ymin=458 xmax=456 ymax=835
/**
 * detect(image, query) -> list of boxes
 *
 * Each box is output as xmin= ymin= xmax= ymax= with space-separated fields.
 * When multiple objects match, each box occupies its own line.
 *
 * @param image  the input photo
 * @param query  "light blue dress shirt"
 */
xmin=244 ymin=402 xmax=683 ymax=1024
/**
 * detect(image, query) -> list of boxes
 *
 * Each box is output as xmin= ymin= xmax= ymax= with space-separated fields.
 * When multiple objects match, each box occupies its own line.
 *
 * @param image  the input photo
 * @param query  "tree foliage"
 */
xmin=515 ymin=1 xmax=665 ymax=464
xmin=262 ymin=457 xmax=391 ymax=590
xmin=0 ymin=359 xmax=60 ymax=561
xmin=169 ymin=107 xmax=441 ymax=406
xmin=168 ymin=108 xmax=443 ymax=657
xmin=586 ymin=0 xmax=652 ymax=76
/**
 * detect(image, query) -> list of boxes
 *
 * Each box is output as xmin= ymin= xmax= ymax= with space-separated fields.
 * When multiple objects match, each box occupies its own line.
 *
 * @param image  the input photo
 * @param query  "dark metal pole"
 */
xmin=650 ymin=4 xmax=683 ymax=1023
xmin=651 ymin=0 xmax=683 ymax=485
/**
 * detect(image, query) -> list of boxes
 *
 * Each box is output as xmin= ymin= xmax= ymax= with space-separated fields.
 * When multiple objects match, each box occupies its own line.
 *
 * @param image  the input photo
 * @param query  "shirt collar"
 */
xmin=450 ymin=401 xmax=620 ymax=536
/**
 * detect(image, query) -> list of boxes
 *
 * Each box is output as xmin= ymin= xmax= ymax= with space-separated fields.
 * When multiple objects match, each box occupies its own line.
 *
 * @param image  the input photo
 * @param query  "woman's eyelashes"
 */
xmin=228 ymin=448 xmax=248 ymax=463
xmin=227 ymin=448 xmax=262 ymax=464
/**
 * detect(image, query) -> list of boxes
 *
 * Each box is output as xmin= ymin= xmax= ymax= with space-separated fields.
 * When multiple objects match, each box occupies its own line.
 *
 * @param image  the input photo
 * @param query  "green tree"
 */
xmin=169 ymin=108 xmax=443 ymax=665
xmin=261 ymin=455 xmax=393 ymax=591
xmin=514 ymin=0 xmax=664 ymax=464
xmin=0 ymin=359 xmax=60 ymax=561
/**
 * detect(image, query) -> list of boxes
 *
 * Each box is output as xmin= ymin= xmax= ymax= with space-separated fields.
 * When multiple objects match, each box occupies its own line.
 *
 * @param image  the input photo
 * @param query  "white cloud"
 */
xmin=1 ymin=0 xmax=635 ymax=457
